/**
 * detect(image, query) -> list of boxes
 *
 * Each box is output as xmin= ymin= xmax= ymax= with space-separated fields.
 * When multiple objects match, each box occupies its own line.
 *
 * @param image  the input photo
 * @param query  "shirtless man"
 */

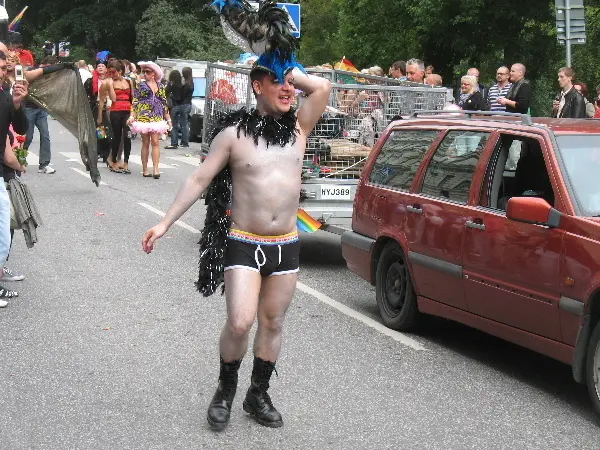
xmin=142 ymin=67 xmax=331 ymax=429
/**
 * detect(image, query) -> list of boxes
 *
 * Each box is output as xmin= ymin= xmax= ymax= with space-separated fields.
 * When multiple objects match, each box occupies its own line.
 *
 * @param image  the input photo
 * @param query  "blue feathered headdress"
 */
xmin=253 ymin=51 xmax=305 ymax=83
xmin=96 ymin=50 xmax=110 ymax=65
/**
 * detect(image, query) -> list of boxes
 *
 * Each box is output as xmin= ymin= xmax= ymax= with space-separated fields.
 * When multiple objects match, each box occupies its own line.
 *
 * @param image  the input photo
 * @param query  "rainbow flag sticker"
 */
xmin=297 ymin=208 xmax=322 ymax=233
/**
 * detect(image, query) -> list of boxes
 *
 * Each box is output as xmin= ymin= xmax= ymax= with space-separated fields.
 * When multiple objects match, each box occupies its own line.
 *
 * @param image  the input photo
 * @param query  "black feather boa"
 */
xmin=195 ymin=107 xmax=299 ymax=297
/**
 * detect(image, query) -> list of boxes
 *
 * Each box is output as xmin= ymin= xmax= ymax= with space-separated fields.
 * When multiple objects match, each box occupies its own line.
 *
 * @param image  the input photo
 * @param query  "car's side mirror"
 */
xmin=506 ymin=197 xmax=561 ymax=228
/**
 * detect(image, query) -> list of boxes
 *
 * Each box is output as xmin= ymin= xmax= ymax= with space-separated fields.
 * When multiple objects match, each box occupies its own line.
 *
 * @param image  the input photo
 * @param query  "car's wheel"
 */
xmin=375 ymin=241 xmax=420 ymax=331
xmin=586 ymin=320 xmax=600 ymax=416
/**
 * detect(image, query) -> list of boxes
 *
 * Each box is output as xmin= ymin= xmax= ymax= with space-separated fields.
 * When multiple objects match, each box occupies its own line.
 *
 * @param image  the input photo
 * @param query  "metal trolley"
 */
xmin=202 ymin=63 xmax=449 ymax=232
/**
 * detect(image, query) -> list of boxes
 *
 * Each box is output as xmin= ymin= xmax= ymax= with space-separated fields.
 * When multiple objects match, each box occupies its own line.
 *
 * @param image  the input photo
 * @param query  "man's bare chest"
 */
xmin=229 ymin=136 xmax=305 ymax=172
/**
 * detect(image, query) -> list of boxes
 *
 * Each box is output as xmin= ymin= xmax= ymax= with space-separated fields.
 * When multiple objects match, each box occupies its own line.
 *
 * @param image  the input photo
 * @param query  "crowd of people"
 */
xmin=0 ymin=44 xmax=201 ymax=306
xmin=385 ymin=58 xmax=600 ymax=118
xmin=82 ymin=53 xmax=194 ymax=178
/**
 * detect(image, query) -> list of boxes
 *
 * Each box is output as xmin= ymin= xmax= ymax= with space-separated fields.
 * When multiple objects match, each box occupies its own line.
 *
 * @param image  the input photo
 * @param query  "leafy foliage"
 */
xmin=6 ymin=0 xmax=238 ymax=62
xmin=7 ymin=0 xmax=600 ymax=115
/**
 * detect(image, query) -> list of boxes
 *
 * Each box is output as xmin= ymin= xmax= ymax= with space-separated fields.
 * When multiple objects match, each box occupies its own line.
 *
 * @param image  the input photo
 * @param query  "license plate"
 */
xmin=320 ymin=186 xmax=352 ymax=200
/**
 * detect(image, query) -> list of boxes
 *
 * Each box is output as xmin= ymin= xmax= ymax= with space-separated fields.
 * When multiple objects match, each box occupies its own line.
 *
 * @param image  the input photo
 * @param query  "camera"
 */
xmin=14 ymin=64 xmax=24 ymax=82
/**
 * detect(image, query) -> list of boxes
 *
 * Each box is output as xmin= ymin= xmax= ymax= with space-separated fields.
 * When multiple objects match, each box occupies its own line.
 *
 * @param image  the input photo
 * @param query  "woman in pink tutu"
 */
xmin=127 ymin=61 xmax=171 ymax=179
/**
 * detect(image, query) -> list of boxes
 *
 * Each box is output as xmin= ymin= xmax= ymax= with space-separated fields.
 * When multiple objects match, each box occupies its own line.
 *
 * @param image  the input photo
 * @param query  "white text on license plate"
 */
xmin=320 ymin=186 xmax=352 ymax=200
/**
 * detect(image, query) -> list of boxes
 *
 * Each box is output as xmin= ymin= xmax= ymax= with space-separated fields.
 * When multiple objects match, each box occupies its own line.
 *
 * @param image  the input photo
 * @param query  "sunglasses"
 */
xmin=142 ymin=69 xmax=154 ymax=75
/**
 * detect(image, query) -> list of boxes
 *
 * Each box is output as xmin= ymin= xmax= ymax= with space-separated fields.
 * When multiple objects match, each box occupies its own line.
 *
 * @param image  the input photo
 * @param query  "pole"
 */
xmin=566 ymin=0 xmax=572 ymax=66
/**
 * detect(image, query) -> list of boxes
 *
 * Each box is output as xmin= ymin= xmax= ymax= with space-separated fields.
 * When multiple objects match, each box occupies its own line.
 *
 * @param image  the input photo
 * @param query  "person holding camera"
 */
xmin=0 ymin=48 xmax=29 ymax=305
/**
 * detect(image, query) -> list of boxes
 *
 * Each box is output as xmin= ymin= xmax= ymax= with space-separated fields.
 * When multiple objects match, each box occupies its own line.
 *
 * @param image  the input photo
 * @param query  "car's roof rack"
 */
xmin=409 ymin=110 xmax=533 ymax=126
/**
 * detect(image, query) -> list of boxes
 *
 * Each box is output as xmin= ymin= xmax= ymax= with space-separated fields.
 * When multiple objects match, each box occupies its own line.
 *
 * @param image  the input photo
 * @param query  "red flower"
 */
xmin=15 ymin=135 xmax=26 ymax=143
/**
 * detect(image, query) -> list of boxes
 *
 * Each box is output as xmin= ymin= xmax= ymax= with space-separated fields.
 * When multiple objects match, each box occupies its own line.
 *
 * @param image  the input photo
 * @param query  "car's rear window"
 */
xmin=368 ymin=130 xmax=440 ymax=191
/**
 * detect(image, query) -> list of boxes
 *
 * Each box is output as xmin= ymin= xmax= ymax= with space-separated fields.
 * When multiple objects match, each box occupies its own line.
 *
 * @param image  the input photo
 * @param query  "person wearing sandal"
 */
xmin=127 ymin=61 xmax=170 ymax=179
xmin=98 ymin=60 xmax=133 ymax=174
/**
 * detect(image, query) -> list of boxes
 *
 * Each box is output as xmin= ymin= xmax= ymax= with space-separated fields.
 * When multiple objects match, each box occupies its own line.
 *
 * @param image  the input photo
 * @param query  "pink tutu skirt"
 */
xmin=131 ymin=120 xmax=169 ymax=135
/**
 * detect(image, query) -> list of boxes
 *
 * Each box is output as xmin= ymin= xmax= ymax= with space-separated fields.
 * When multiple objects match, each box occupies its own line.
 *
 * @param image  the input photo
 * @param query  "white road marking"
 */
xmin=70 ymin=167 xmax=107 ymax=185
xmin=61 ymin=152 xmax=175 ymax=170
xmin=137 ymin=203 xmax=426 ymax=351
xmin=296 ymin=282 xmax=426 ymax=351
xmin=138 ymin=202 xmax=201 ymax=234
xmin=167 ymin=155 xmax=201 ymax=166
xmin=59 ymin=152 xmax=85 ymax=166
xmin=26 ymin=151 xmax=39 ymax=166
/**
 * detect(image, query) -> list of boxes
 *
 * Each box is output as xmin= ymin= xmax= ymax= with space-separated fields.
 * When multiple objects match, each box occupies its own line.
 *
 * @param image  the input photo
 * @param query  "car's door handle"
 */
xmin=466 ymin=220 xmax=486 ymax=231
xmin=407 ymin=205 xmax=423 ymax=214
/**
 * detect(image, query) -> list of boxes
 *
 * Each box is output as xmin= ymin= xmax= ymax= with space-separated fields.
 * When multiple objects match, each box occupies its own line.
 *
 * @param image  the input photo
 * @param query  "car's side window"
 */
xmin=420 ymin=130 xmax=489 ymax=204
xmin=482 ymin=135 xmax=555 ymax=211
xmin=368 ymin=130 xmax=440 ymax=191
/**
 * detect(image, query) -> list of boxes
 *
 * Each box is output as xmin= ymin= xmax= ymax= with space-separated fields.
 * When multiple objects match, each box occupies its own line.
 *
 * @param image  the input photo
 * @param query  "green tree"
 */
xmin=136 ymin=0 xmax=238 ymax=61
xmin=298 ymin=0 xmax=341 ymax=66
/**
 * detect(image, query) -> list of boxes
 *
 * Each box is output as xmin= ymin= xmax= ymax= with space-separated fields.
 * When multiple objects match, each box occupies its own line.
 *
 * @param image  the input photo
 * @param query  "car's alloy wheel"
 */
xmin=376 ymin=241 xmax=420 ymax=331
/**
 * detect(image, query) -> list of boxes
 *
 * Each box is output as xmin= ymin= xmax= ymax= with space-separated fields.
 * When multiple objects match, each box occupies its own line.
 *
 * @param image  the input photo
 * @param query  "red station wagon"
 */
xmin=341 ymin=111 xmax=600 ymax=415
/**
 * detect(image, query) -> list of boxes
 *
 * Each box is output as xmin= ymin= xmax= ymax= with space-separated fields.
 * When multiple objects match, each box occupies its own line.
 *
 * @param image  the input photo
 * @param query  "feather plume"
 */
xmin=213 ymin=0 xmax=298 ymax=63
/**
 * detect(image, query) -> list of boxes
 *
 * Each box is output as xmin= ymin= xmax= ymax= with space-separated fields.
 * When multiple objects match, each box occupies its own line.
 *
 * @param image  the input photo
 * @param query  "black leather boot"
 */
xmin=207 ymin=357 xmax=242 ymax=431
xmin=243 ymin=356 xmax=283 ymax=428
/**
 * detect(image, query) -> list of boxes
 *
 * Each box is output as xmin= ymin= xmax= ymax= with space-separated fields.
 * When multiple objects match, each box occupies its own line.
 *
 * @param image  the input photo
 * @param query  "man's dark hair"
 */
xmin=40 ymin=55 xmax=59 ymax=65
xmin=391 ymin=60 xmax=406 ymax=75
xmin=250 ymin=67 xmax=272 ymax=95
xmin=0 ymin=51 xmax=6 ymax=61
xmin=559 ymin=66 xmax=575 ymax=79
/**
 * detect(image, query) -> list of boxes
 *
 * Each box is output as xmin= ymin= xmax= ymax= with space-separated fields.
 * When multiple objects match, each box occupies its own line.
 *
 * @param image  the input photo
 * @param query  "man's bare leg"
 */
xmin=244 ymin=272 xmax=297 ymax=428
xmin=207 ymin=268 xmax=262 ymax=431
xmin=254 ymin=273 xmax=297 ymax=361
xmin=220 ymin=269 xmax=262 ymax=361
xmin=140 ymin=134 xmax=150 ymax=176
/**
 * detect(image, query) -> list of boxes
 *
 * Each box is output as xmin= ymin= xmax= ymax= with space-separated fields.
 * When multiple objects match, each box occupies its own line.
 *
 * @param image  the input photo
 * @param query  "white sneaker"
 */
xmin=0 ymin=299 xmax=6 ymax=308
xmin=3 ymin=266 xmax=24 ymax=281
xmin=38 ymin=165 xmax=56 ymax=174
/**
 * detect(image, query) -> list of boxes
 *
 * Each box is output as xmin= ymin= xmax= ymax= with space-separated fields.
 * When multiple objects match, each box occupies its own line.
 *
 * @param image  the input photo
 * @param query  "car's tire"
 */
xmin=375 ymin=241 xmax=420 ymax=331
xmin=586 ymin=319 xmax=600 ymax=416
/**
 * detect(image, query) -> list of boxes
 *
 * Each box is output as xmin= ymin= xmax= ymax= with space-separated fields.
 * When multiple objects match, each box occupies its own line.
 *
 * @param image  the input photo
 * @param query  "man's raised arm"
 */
xmin=292 ymin=69 xmax=332 ymax=135
xmin=142 ymin=128 xmax=233 ymax=253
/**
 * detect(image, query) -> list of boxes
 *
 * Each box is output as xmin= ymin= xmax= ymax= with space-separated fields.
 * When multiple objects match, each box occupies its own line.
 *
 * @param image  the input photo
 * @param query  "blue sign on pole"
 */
xmin=277 ymin=3 xmax=301 ymax=38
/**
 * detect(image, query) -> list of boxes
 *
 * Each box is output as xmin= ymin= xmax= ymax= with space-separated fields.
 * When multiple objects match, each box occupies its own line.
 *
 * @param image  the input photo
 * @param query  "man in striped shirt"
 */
xmin=487 ymin=66 xmax=512 ymax=112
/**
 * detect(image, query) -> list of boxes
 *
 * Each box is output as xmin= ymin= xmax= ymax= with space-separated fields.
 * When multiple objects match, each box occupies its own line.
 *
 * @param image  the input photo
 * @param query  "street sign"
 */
xmin=278 ymin=3 xmax=301 ymax=38
xmin=556 ymin=0 xmax=583 ymax=7
xmin=555 ymin=0 xmax=586 ymax=66
xmin=555 ymin=0 xmax=586 ymax=44
xmin=248 ymin=2 xmax=301 ymax=38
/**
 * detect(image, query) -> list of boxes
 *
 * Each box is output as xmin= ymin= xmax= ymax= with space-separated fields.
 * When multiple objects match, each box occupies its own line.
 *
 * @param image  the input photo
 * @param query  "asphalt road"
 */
xmin=1 ymin=120 xmax=600 ymax=449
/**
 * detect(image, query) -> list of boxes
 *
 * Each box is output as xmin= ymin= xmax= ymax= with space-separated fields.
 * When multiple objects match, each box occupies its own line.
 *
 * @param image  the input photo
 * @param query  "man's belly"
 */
xmin=230 ymin=192 xmax=300 ymax=236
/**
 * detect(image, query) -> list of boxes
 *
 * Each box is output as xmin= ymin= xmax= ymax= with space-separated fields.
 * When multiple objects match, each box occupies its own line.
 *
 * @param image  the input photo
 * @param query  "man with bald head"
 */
xmin=498 ymin=63 xmax=532 ymax=114
xmin=424 ymin=74 xmax=442 ymax=87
